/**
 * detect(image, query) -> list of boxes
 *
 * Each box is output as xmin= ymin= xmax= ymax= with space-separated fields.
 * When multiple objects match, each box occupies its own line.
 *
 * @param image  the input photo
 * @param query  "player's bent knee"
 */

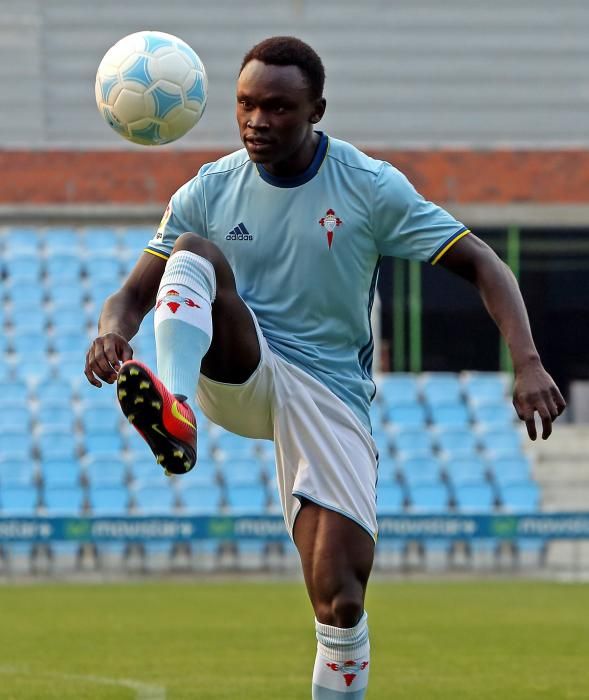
xmin=316 ymin=593 xmax=364 ymax=628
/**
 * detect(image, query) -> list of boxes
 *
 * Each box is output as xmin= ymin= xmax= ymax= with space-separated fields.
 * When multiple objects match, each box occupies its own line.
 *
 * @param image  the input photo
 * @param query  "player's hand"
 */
xmin=512 ymin=360 xmax=566 ymax=441
xmin=84 ymin=332 xmax=133 ymax=387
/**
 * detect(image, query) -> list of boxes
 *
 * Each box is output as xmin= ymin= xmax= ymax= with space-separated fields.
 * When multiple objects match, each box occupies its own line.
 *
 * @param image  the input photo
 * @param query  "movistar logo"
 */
xmin=226 ymin=222 xmax=253 ymax=241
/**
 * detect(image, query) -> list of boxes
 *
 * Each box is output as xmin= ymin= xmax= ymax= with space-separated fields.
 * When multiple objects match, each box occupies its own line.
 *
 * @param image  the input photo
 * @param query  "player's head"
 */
xmin=237 ymin=36 xmax=326 ymax=173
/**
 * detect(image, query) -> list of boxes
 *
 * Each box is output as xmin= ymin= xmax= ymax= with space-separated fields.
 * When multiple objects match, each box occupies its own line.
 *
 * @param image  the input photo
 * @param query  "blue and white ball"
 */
xmin=95 ymin=31 xmax=207 ymax=146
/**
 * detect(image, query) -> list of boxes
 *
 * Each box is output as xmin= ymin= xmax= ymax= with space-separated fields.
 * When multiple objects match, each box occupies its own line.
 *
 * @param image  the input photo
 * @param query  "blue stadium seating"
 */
xmin=0 ymin=485 xmax=39 ymax=515
xmin=471 ymin=401 xmax=516 ymax=428
xmin=82 ymin=227 xmax=120 ymax=252
xmin=391 ymin=427 xmax=433 ymax=457
xmin=399 ymin=455 xmax=442 ymax=488
xmin=132 ymin=484 xmax=177 ymax=515
xmin=433 ymin=426 xmax=479 ymax=459
xmin=214 ymin=431 xmax=255 ymax=460
xmin=44 ymin=227 xmax=80 ymax=252
xmin=0 ymin=458 xmax=36 ymax=487
xmin=0 ymin=432 xmax=33 ymax=460
xmin=0 ymin=404 xmax=31 ymax=433
xmin=429 ymin=402 xmax=471 ymax=428
xmin=84 ymin=455 xmax=127 ymax=487
xmin=454 ymin=483 xmax=496 ymax=513
xmin=179 ymin=484 xmax=222 ymax=514
xmin=40 ymin=458 xmax=81 ymax=489
xmin=421 ymin=373 xmax=462 ymax=406
xmin=221 ymin=457 xmax=263 ymax=487
xmin=386 ymin=403 xmax=427 ymax=429
xmin=36 ymin=429 xmax=77 ymax=460
xmin=88 ymin=485 xmax=129 ymax=515
xmin=3 ymin=227 xmax=42 ymax=254
xmin=226 ymin=484 xmax=268 ymax=514
xmin=489 ymin=455 xmax=532 ymax=487
xmin=500 ymin=482 xmax=541 ymax=512
xmin=376 ymin=482 xmax=405 ymax=514
xmin=443 ymin=456 xmax=488 ymax=488
xmin=4 ymin=252 xmax=42 ymax=283
xmin=37 ymin=402 xmax=76 ymax=432
xmin=464 ymin=373 xmax=508 ymax=405
xmin=43 ymin=486 xmax=85 ymax=515
xmin=409 ymin=483 xmax=450 ymax=512
xmin=45 ymin=253 xmax=83 ymax=282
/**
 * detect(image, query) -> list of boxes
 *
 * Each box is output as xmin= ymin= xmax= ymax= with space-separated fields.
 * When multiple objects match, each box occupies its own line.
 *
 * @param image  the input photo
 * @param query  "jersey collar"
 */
xmin=255 ymin=132 xmax=329 ymax=188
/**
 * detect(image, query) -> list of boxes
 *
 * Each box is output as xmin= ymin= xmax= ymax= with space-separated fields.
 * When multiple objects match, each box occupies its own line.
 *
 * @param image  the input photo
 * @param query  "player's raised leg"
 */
xmin=294 ymin=502 xmax=374 ymax=699
xmin=118 ymin=232 xmax=260 ymax=474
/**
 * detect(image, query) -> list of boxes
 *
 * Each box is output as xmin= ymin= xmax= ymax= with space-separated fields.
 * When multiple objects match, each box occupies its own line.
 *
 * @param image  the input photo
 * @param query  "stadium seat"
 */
xmin=40 ymin=457 xmax=81 ymax=489
xmin=0 ymin=457 xmax=36 ymax=487
xmin=46 ymin=282 xmax=86 ymax=307
xmin=377 ymin=373 xmax=420 ymax=403
xmin=88 ymin=485 xmax=129 ymax=515
xmin=454 ymin=483 xmax=496 ymax=513
xmin=477 ymin=426 xmax=523 ymax=457
xmin=86 ymin=252 xmax=122 ymax=283
xmin=36 ymin=402 xmax=76 ymax=432
xmin=44 ymin=226 xmax=81 ymax=252
xmin=124 ymin=429 xmax=156 ymax=461
xmin=175 ymin=460 xmax=219 ymax=490
xmin=84 ymin=455 xmax=127 ymax=487
xmin=0 ymin=485 xmax=39 ymax=515
xmin=399 ymin=455 xmax=442 ymax=488
xmin=433 ymin=426 xmax=479 ymax=459
xmin=48 ymin=306 xmax=88 ymax=334
xmin=36 ymin=429 xmax=78 ymax=460
xmin=429 ymin=402 xmax=470 ymax=428
xmin=128 ymin=459 xmax=164 ymax=487
xmin=51 ymin=331 xmax=89 ymax=356
xmin=391 ymin=427 xmax=433 ymax=457
xmin=377 ymin=456 xmax=397 ymax=484
xmin=132 ymin=484 xmax=177 ymax=515
xmin=82 ymin=227 xmax=120 ymax=253
xmin=45 ymin=253 xmax=83 ymax=282
xmin=120 ymin=226 xmax=154 ymax=253
xmin=84 ymin=432 xmax=124 ymax=458
xmin=443 ymin=456 xmax=488 ymax=488
xmin=221 ymin=457 xmax=264 ymax=487
xmin=472 ymin=401 xmax=516 ymax=428
xmin=371 ymin=426 xmax=394 ymax=456
xmin=179 ymin=484 xmax=222 ymax=514
xmin=43 ymin=486 xmax=85 ymax=515
xmin=0 ymin=404 xmax=31 ymax=433
xmin=35 ymin=377 xmax=75 ymax=405
xmin=6 ymin=283 xmax=45 ymax=308
xmin=226 ymin=484 xmax=268 ymax=514
xmin=80 ymin=405 xmax=120 ymax=434
xmin=386 ymin=403 xmax=427 ymax=429
xmin=76 ymin=379 xmax=118 ymax=407
xmin=0 ymin=379 xmax=29 ymax=404
xmin=421 ymin=373 xmax=462 ymax=406
xmin=3 ymin=227 xmax=42 ymax=254
xmin=0 ymin=432 xmax=33 ymax=460
xmin=463 ymin=372 xmax=509 ymax=405
xmin=500 ymin=481 xmax=541 ymax=512
xmin=489 ymin=455 xmax=532 ymax=487
xmin=213 ymin=431 xmax=255 ymax=460
xmin=376 ymin=482 xmax=405 ymax=514
xmin=408 ymin=483 xmax=450 ymax=512
xmin=4 ymin=252 xmax=43 ymax=283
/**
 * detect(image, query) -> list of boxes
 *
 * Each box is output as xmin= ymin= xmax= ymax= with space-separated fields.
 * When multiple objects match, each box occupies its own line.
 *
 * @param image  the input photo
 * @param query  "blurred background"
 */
xmin=0 ymin=0 xmax=588 ymax=578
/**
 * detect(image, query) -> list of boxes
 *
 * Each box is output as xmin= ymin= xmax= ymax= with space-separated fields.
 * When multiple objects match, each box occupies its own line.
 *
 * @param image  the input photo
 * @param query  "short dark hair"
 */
xmin=239 ymin=36 xmax=325 ymax=100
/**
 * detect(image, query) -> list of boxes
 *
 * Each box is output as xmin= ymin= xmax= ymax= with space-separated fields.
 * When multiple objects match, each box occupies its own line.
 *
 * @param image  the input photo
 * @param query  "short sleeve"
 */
xmin=145 ymin=171 xmax=208 ymax=260
xmin=373 ymin=162 xmax=469 ymax=264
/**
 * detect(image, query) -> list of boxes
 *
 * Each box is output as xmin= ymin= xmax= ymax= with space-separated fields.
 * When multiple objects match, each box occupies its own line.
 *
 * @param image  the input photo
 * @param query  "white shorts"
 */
xmin=197 ymin=311 xmax=378 ymax=540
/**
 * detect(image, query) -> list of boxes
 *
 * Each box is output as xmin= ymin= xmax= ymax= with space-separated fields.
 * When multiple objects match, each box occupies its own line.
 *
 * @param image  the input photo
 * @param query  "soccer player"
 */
xmin=85 ymin=36 xmax=566 ymax=698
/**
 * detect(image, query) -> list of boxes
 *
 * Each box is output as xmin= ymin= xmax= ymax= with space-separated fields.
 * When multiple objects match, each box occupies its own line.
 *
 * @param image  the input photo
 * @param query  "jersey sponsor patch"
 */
xmin=156 ymin=203 xmax=172 ymax=240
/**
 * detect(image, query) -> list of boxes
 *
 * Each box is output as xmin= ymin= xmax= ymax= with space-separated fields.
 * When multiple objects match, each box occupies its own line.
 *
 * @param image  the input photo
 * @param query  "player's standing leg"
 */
xmin=294 ymin=502 xmax=374 ymax=698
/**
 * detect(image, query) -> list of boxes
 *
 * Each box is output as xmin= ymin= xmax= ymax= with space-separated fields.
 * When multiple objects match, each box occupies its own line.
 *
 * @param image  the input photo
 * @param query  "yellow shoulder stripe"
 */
xmin=431 ymin=229 xmax=471 ymax=265
xmin=144 ymin=248 xmax=170 ymax=261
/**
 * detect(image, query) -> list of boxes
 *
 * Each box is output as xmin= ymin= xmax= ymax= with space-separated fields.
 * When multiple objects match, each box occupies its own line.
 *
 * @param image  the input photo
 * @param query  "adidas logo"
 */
xmin=226 ymin=222 xmax=253 ymax=241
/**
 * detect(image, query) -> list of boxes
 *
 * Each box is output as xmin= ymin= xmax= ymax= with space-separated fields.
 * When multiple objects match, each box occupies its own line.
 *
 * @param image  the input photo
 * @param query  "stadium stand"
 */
xmin=0 ymin=225 xmax=549 ymax=572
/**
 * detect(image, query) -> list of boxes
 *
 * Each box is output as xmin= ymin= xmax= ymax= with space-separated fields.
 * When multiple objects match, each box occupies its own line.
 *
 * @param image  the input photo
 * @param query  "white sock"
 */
xmin=312 ymin=612 xmax=370 ymax=698
xmin=154 ymin=251 xmax=215 ymax=414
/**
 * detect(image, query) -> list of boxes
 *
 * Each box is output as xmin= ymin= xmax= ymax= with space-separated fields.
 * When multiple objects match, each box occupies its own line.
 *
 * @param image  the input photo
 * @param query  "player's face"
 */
xmin=237 ymin=59 xmax=325 ymax=176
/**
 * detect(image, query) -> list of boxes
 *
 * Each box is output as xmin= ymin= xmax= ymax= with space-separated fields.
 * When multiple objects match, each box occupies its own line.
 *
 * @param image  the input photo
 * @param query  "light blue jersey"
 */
xmin=146 ymin=132 xmax=469 ymax=430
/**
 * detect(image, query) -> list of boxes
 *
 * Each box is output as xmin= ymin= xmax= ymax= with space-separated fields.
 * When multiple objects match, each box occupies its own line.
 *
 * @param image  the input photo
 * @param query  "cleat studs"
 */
xmin=129 ymin=368 xmax=140 ymax=376
xmin=151 ymin=401 xmax=162 ymax=409
xmin=173 ymin=450 xmax=183 ymax=458
xmin=139 ymin=380 xmax=151 ymax=390
xmin=118 ymin=389 xmax=127 ymax=399
xmin=156 ymin=455 xmax=165 ymax=464
xmin=184 ymin=461 xmax=191 ymax=471
xmin=127 ymin=414 xmax=135 ymax=423
xmin=164 ymin=469 xmax=172 ymax=477
xmin=134 ymin=396 xmax=144 ymax=404
xmin=118 ymin=374 xmax=127 ymax=383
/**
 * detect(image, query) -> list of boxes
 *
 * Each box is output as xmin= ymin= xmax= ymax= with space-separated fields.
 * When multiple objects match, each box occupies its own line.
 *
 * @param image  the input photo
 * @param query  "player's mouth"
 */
xmin=245 ymin=136 xmax=274 ymax=153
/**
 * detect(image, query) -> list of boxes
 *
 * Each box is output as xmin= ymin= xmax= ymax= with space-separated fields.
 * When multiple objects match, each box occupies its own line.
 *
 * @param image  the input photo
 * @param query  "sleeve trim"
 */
xmin=144 ymin=247 xmax=170 ymax=261
xmin=429 ymin=228 xmax=471 ymax=265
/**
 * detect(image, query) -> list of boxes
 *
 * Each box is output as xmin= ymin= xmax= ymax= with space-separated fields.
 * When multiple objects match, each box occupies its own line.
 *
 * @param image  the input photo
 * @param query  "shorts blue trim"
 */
xmin=292 ymin=490 xmax=377 ymax=542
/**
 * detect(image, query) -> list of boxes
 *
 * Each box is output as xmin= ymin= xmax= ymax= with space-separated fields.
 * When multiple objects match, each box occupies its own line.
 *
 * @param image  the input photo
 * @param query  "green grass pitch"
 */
xmin=0 ymin=580 xmax=587 ymax=699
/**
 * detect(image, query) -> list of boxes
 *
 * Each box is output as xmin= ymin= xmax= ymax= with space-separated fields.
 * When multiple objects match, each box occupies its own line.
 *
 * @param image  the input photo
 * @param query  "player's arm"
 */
xmin=85 ymin=252 xmax=166 ymax=387
xmin=437 ymin=232 xmax=566 ymax=440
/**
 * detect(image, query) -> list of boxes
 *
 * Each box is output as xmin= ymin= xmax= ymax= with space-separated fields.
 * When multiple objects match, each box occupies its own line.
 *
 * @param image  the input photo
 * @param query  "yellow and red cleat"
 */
xmin=116 ymin=360 xmax=196 ymax=475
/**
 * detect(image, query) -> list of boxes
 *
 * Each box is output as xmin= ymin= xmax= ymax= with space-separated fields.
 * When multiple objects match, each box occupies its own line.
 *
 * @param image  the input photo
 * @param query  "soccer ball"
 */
xmin=95 ymin=30 xmax=207 ymax=146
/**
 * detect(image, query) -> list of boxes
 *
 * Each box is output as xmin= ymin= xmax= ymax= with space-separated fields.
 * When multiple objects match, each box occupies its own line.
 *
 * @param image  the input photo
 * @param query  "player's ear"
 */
xmin=309 ymin=98 xmax=326 ymax=124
